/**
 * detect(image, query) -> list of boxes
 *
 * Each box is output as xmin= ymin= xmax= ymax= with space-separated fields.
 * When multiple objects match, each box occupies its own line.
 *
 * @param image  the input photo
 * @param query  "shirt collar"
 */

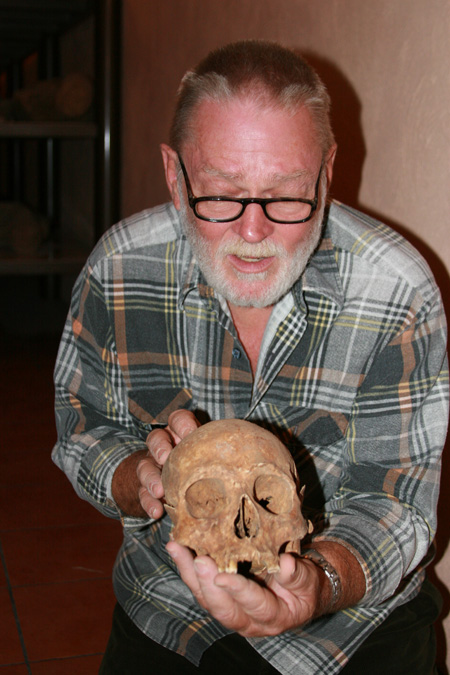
xmin=295 ymin=224 xmax=344 ymax=311
xmin=178 ymin=240 xmax=215 ymax=310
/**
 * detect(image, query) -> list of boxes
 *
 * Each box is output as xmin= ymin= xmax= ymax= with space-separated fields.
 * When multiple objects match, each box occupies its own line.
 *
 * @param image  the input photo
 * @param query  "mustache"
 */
xmin=219 ymin=240 xmax=287 ymax=259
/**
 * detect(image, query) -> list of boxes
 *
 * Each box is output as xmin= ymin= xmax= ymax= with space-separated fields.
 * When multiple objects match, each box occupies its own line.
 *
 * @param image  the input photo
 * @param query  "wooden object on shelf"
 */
xmin=1 ymin=73 xmax=94 ymax=122
xmin=0 ymin=201 xmax=49 ymax=256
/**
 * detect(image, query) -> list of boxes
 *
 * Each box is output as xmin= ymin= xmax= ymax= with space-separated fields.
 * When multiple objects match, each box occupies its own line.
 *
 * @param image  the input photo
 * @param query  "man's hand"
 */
xmin=138 ymin=410 xmax=200 ymax=518
xmin=111 ymin=409 xmax=200 ymax=518
xmin=166 ymin=541 xmax=325 ymax=637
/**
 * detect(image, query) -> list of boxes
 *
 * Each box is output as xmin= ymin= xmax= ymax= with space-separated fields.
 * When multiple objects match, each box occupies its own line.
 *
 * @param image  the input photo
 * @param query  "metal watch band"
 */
xmin=300 ymin=549 xmax=343 ymax=611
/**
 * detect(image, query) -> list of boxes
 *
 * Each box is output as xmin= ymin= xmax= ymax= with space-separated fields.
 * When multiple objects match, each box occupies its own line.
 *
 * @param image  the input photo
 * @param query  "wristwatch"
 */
xmin=300 ymin=549 xmax=342 ymax=611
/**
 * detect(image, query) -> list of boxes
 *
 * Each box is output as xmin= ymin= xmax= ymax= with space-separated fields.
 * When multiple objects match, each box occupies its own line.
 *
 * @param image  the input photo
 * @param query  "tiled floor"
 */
xmin=0 ymin=282 xmax=122 ymax=674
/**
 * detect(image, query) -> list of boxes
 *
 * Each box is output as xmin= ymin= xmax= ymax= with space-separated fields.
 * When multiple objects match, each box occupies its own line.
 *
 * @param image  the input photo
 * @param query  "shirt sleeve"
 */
xmin=52 ymin=260 xmax=152 ymax=528
xmin=312 ymin=283 xmax=449 ymax=606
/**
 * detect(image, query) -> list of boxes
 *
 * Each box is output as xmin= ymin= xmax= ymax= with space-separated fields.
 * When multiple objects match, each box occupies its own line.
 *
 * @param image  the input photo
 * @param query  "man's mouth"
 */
xmin=228 ymin=254 xmax=275 ymax=274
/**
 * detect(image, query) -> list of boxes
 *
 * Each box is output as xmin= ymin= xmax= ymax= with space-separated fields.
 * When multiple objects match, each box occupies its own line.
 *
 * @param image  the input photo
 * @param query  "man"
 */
xmin=53 ymin=41 xmax=448 ymax=674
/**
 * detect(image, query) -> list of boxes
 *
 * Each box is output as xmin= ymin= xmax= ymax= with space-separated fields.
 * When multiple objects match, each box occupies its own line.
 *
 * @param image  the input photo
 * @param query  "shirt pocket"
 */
xmin=128 ymin=386 xmax=194 ymax=434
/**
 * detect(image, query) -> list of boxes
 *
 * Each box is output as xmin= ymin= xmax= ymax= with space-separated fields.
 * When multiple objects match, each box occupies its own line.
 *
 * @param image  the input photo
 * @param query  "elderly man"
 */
xmin=53 ymin=41 xmax=448 ymax=674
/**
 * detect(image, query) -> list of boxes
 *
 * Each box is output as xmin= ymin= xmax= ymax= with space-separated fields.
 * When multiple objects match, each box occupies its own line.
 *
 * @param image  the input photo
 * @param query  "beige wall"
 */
xmin=121 ymin=0 xmax=450 ymax=669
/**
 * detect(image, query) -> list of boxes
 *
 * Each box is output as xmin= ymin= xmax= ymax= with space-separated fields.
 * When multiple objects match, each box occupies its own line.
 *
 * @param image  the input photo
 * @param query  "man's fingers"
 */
xmin=165 ymin=545 xmax=313 ymax=637
xmin=272 ymin=554 xmax=317 ymax=592
xmin=146 ymin=428 xmax=174 ymax=465
xmin=166 ymin=542 xmax=206 ymax=605
xmin=136 ymin=457 xmax=163 ymax=497
xmin=135 ymin=455 xmax=165 ymax=518
xmin=146 ymin=412 xmax=200 ymax=464
xmin=272 ymin=553 xmax=303 ymax=587
xmin=142 ymin=412 xmax=200 ymax=520
xmin=138 ymin=486 xmax=165 ymax=519
xmin=167 ymin=410 xmax=200 ymax=443
xmin=193 ymin=558 xmax=253 ymax=631
xmin=214 ymin=572 xmax=278 ymax=624
xmin=166 ymin=543 xmax=246 ymax=626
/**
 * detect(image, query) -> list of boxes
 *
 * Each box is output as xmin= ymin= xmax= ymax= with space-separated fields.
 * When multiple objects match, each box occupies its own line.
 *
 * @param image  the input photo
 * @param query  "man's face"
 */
xmin=163 ymin=97 xmax=335 ymax=309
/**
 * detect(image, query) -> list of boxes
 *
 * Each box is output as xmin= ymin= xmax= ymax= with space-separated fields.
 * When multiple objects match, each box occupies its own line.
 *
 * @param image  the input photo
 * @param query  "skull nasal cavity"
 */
xmin=234 ymin=495 xmax=259 ymax=539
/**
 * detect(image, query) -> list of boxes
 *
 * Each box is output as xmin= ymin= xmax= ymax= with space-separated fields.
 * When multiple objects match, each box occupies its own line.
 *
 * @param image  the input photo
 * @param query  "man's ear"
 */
xmin=160 ymin=143 xmax=181 ymax=209
xmin=325 ymin=143 xmax=338 ymax=189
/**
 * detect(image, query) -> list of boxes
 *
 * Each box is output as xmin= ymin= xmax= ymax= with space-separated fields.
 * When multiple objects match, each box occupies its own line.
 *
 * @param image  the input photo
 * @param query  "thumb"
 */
xmin=273 ymin=553 xmax=314 ymax=590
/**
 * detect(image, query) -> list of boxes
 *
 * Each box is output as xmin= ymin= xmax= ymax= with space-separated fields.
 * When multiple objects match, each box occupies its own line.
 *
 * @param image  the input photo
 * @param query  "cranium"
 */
xmin=162 ymin=419 xmax=312 ymax=574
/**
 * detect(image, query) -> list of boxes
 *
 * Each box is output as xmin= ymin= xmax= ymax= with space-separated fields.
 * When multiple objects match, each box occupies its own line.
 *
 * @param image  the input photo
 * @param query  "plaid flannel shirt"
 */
xmin=52 ymin=200 xmax=449 ymax=675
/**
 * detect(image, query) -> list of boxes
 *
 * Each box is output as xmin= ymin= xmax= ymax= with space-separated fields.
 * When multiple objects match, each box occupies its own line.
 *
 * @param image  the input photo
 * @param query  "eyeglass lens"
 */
xmin=195 ymin=199 xmax=313 ymax=223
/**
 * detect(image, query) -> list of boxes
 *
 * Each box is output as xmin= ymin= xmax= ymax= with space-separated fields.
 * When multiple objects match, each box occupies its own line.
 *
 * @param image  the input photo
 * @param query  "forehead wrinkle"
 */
xmin=202 ymin=164 xmax=313 ymax=184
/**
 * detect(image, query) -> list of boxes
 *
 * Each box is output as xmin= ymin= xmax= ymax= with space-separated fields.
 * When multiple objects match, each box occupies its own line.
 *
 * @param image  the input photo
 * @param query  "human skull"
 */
xmin=162 ymin=419 xmax=312 ymax=574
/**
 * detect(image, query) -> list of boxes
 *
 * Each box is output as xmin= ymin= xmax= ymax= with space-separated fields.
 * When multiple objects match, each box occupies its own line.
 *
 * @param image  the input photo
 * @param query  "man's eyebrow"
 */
xmin=203 ymin=166 xmax=242 ymax=181
xmin=272 ymin=169 xmax=312 ymax=183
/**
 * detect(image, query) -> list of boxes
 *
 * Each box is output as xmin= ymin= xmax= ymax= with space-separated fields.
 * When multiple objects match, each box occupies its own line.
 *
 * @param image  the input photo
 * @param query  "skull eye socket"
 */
xmin=254 ymin=475 xmax=293 ymax=514
xmin=185 ymin=478 xmax=227 ymax=518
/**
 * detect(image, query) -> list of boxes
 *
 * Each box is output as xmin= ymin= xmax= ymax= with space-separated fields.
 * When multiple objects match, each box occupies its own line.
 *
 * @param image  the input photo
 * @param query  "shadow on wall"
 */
xmin=304 ymin=51 xmax=450 ymax=674
xmin=305 ymin=51 xmax=450 ymax=317
xmin=303 ymin=52 xmax=367 ymax=207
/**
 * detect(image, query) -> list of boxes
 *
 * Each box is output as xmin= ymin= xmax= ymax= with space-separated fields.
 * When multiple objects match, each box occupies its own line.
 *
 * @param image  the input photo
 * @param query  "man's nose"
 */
xmin=231 ymin=203 xmax=274 ymax=242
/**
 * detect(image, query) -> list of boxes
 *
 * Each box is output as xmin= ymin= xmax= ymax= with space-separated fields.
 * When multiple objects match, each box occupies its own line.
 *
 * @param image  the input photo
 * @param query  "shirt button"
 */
xmin=232 ymin=348 xmax=241 ymax=359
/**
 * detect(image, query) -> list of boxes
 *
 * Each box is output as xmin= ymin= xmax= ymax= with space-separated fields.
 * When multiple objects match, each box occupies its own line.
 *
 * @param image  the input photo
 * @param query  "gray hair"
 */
xmin=169 ymin=40 xmax=335 ymax=154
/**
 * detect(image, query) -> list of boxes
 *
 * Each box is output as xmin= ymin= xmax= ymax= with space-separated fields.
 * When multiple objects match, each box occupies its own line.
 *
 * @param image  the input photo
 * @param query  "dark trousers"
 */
xmin=99 ymin=577 xmax=442 ymax=674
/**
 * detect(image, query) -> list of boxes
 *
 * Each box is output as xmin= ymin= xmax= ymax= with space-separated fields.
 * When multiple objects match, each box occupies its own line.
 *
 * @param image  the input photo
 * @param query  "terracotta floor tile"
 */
xmin=30 ymin=653 xmax=104 ymax=674
xmin=3 ymin=522 xmax=121 ymax=586
xmin=0 ymin=587 xmax=25 ymax=665
xmin=1 ymin=325 xmax=116 ymax=670
xmin=1 ymin=336 xmax=58 ymax=490
xmin=0 ymin=472 xmax=106 ymax=531
xmin=0 ymin=557 xmax=8 ymax=588
xmin=14 ymin=578 xmax=115 ymax=662
xmin=0 ymin=665 xmax=29 ymax=674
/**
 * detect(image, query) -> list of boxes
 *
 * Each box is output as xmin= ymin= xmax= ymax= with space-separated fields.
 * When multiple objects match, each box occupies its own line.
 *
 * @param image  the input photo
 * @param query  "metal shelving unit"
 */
xmin=0 ymin=0 xmax=120 ymax=276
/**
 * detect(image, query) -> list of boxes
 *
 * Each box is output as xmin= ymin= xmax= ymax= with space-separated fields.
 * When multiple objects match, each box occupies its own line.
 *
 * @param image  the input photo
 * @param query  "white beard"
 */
xmin=178 ymin=179 xmax=326 ymax=308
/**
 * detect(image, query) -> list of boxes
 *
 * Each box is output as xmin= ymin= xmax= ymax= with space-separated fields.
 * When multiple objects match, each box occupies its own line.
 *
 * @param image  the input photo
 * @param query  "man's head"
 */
xmin=161 ymin=40 xmax=337 ymax=309
xmin=170 ymin=40 xmax=335 ymax=157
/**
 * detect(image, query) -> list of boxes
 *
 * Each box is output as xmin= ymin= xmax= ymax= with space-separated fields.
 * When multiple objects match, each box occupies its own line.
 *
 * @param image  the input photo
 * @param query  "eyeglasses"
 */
xmin=177 ymin=154 xmax=323 ymax=224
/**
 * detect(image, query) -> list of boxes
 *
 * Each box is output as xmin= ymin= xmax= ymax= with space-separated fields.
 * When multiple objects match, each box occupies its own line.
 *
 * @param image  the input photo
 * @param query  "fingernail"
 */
xmin=194 ymin=558 xmax=208 ymax=575
xmin=156 ymin=448 xmax=169 ymax=463
xmin=149 ymin=507 xmax=157 ymax=519
xmin=166 ymin=545 xmax=177 ymax=560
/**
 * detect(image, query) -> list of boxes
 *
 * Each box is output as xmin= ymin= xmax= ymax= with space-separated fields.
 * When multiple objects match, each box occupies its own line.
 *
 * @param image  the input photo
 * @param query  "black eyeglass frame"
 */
xmin=177 ymin=154 xmax=324 ymax=224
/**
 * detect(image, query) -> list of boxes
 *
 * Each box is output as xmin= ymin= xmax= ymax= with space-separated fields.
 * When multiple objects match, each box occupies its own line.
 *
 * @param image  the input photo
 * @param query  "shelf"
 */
xmin=0 ymin=121 xmax=97 ymax=138
xmin=0 ymin=243 xmax=89 ymax=275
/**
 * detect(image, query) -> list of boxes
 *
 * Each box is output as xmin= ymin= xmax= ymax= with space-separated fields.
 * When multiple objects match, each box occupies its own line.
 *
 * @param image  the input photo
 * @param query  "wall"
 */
xmin=120 ymin=0 xmax=450 ymax=669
